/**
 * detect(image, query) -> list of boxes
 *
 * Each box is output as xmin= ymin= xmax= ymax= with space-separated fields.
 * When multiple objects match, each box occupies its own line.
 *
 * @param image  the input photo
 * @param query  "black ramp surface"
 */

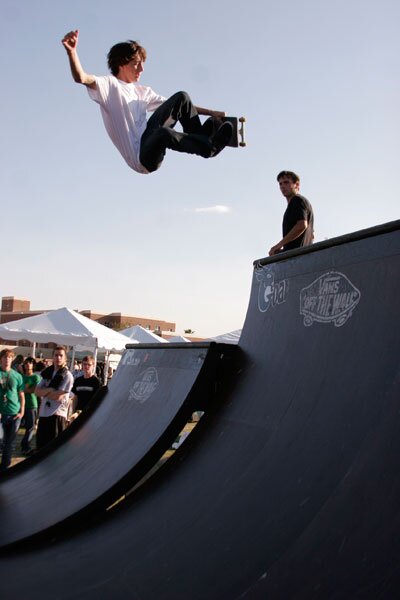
xmin=0 ymin=343 xmax=229 ymax=547
xmin=1 ymin=221 xmax=399 ymax=599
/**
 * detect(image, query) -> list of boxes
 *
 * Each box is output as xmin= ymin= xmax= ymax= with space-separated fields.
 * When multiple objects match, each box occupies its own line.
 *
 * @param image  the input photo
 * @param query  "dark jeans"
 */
xmin=1 ymin=414 xmax=21 ymax=469
xmin=139 ymin=91 xmax=212 ymax=172
xmin=21 ymin=408 xmax=37 ymax=452
xmin=36 ymin=415 xmax=67 ymax=451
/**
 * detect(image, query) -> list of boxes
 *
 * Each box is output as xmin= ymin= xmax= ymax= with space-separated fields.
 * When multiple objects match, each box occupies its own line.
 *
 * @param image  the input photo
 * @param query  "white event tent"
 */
xmin=208 ymin=329 xmax=242 ymax=344
xmin=167 ymin=335 xmax=191 ymax=343
xmin=0 ymin=307 xmax=131 ymax=368
xmin=120 ymin=324 xmax=168 ymax=344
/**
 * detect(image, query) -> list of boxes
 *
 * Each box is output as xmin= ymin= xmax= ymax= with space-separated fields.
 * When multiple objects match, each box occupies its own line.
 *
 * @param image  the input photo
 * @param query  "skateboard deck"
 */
xmin=203 ymin=116 xmax=247 ymax=148
xmin=223 ymin=116 xmax=246 ymax=148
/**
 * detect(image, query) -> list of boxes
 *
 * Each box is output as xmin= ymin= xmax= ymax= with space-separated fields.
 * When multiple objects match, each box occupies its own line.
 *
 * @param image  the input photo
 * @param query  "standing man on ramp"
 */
xmin=269 ymin=171 xmax=314 ymax=256
xmin=61 ymin=30 xmax=233 ymax=174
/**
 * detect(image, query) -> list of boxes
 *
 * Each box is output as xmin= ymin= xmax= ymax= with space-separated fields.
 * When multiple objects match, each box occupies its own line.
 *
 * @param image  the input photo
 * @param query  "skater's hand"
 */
xmin=62 ymin=29 xmax=79 ymax=53
xmin=62 ymin=31 xmax=95 ymax=87
xmin=209 ymin=110 xmax=226 ymax=118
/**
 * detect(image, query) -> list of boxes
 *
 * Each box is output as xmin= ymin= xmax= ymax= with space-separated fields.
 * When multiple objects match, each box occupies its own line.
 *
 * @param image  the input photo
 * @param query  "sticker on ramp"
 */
xmin=255 ymin=265 xmax=289 ymax=313
xmin=300 ymin=271 xmax=361 ymax=327
xmin=128 ymin=367 xmax=159 ymax=403
xmin=121 ymin=349 xmax=141 ymax=366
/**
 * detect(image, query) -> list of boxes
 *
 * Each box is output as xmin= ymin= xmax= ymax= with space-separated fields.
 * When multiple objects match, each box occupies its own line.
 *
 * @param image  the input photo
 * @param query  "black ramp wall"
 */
xmin=0 ymin=343 xmax=231 ymax=547
xmin=0 ymin=221 xmax=399 ymax=599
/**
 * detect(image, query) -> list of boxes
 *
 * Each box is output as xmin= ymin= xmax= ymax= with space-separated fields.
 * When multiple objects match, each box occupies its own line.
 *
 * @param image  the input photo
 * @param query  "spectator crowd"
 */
xmin=0 ymin=347 xmax=105 ymax=471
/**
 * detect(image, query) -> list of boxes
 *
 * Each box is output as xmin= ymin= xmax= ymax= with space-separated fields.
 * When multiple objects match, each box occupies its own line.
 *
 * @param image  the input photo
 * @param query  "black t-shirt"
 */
xmin=72 ymin=375 xmax=101 ymax=411
xmin=282 ymin=194 xmax=314 ymax=251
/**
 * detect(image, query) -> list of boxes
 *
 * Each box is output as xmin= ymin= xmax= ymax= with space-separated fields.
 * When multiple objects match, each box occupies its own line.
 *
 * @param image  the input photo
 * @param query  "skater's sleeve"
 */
xmin=86 ymin=76 xmax=111 ymax=106
xmin=146 ymin=88 xmax=166 ymax=112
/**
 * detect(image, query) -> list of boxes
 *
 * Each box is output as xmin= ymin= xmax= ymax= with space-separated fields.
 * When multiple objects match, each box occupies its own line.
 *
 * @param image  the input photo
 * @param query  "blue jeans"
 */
xmin=0 ymin=414 xmax=21 ymax=469
xmin=21 ymin=408 xmax=37 ymax=452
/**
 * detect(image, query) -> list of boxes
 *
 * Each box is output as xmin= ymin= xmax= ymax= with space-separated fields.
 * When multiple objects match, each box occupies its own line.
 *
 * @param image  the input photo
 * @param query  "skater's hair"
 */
xmin=0 ymin=348 xmax=15 ymax=359
xmin=107 ymin=40 xmax=147 ymax=76
xmin=277 ymin=171 xmax=300 ymax=184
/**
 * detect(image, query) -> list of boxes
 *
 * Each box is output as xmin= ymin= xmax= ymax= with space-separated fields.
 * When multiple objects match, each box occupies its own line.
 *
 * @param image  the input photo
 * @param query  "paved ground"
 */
xmin=10 ymin=428 xmax=29 ymax=467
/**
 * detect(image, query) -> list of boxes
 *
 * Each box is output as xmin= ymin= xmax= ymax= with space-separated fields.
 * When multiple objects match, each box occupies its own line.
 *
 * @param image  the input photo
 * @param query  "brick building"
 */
xmin=0 ymin=297 xmax=176 ymax=345
xmin=79 ymin=310 xmax=175 ymax=334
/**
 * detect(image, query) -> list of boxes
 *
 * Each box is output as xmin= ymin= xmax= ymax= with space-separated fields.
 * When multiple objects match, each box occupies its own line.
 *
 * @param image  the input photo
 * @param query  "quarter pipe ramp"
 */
xmin=1 ymin=220 xmax=399 ymax=599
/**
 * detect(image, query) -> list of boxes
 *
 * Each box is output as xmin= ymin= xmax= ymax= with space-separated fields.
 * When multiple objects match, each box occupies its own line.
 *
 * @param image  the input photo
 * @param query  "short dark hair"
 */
xmin=277 ymin=171 xmax=300 ymax=184
xmin=107 ymin=40 xmax=147 ymax=76
xmin=82 ymin=355 xmax=95 ymax=364
xmin=53 ymin=346 xmax=67 ymax=357
xmin=23 ymin=357 xmax=35 ymax=373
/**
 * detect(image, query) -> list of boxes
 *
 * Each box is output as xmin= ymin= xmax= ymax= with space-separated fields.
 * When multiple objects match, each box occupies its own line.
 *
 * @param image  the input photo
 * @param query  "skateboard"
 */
xmin=203 ymin=116 xmax=247 ymax=148
xmin=223 ymin=116 xmax=246 ymax=148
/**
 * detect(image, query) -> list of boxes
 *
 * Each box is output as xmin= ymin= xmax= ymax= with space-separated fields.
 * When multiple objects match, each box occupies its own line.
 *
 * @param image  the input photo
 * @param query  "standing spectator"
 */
xmin=0 ymin=349 xmax=25 ymax=471
xmin=21 ymin=357 xmax=41 ymax=455
xmin=269 ymin=171 xmax=314 ymax=256
xmin=96 ymin=362 xmax=105 ymax=384
xmin=12 ymin=354 xmax=24 ymax=374
xmin=72 ymin=360 xmax=83 ymax=379
xmin=35 ymin=360 xmax=46 ymax=372
xmin=35 ymin=346 xmax=74 ymax=450
xmin=70 ymin=356 xmax=101 ymax=420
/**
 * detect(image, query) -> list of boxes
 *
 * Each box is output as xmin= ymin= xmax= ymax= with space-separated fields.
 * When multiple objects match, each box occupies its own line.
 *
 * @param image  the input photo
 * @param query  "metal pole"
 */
xmin=70 ymin=347 xmax=75 ymax=371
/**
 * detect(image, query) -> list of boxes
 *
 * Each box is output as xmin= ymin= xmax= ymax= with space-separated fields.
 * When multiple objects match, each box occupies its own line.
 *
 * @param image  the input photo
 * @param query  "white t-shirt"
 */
xmin=87 ymin=76 xmax=165 ymax=174
xmin=38 ymin=368 xmax=74 ymax=418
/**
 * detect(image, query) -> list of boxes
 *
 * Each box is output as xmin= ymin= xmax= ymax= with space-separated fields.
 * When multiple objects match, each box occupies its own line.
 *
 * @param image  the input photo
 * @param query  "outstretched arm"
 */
xmin=61 ymin=29 xmax=96 ymax=88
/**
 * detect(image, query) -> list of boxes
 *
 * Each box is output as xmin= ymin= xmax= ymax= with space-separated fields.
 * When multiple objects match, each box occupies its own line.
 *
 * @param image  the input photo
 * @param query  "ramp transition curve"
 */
xmin=0 ymin=342 xmax=234 ymax=546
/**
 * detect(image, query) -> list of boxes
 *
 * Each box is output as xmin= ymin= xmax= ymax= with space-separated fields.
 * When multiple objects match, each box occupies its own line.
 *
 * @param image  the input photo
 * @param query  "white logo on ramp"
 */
xmin=128 ymin=367 xmax=159 ymax=403
xmin=121 ymin=349 xmax=141 ymax=366
xmin=256 ymin=265 xmax=289 ymax=313
xmin=300 ymin=271 xmax=361 ymax=327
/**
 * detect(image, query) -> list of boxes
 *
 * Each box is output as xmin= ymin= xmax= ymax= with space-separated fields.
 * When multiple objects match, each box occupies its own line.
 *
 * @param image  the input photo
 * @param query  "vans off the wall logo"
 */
xmin=300 ymin=271 xmax=361 ymax=327
xmin=255 ymin=266 xmax=289 ymax=313
xmin=128 ymin=367 xmax=159 ymax=403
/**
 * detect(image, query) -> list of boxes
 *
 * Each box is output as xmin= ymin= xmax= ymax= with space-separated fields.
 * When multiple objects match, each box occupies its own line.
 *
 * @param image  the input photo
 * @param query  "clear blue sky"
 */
xmin=1 ymin=0 xmax=399 ymax=336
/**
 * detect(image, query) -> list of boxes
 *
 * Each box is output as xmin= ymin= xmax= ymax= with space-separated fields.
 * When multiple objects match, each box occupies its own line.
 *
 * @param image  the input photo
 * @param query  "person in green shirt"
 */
xmin=0 ymin=349 xmax=25 ymax=471
xmin=21 ymin=357 xmax=41 ymax=455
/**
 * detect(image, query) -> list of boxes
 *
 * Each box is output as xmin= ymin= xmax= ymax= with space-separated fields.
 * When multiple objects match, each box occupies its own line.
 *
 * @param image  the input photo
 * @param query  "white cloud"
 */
xmin=193 ymin=205 xmax=232 ymax=214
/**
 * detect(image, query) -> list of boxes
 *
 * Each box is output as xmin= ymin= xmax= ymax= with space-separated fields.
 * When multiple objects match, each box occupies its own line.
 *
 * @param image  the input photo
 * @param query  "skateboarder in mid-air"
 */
xmin=61 ymin=30 xmax=233 ymax=174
